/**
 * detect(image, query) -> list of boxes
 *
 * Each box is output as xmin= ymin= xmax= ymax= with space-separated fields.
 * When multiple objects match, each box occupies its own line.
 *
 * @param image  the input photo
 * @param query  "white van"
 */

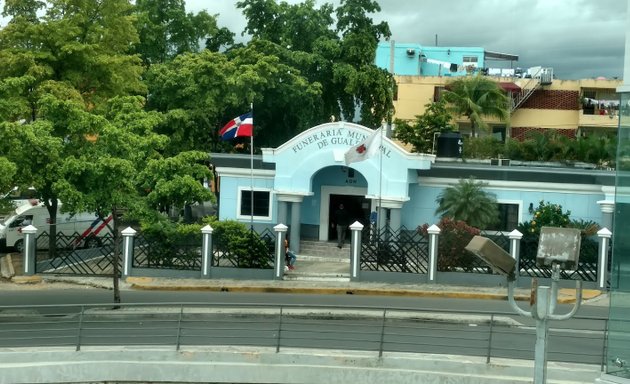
xmin=0 ymin=201 xmax=112 ymax=252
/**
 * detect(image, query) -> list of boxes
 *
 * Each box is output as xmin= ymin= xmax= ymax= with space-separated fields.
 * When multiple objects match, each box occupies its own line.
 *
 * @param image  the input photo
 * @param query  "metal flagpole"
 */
xmin=250 ymin=102 xmax=254 ymax=231
xmin=378 ymin=123 xmax=384 ymax=242
xmin=379 ymin=124 xmax=384 ymax=216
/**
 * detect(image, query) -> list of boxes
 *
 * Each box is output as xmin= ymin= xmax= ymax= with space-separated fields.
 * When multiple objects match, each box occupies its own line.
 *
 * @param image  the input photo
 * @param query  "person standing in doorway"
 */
xmin=333 ymin=203 xmax=351 ymax=248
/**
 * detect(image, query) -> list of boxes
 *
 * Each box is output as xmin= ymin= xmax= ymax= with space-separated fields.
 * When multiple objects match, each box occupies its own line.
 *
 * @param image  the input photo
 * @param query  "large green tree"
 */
xmin=145 ymin=45 xmax=321 ymax=151
xmin=442 ymin=75 xmax=510 ymax=137
xmin=56 ymin=96 xmax=213 ymax=302
xmin=134 ymin=0 xmax=234 ymax=64
xmin=0 ymin=0 xmax=145 ymax=253
xmin=435 ymin=178 xmax=499 ymax=230
xmin=236 ymin=0 xmax=394 ymax=133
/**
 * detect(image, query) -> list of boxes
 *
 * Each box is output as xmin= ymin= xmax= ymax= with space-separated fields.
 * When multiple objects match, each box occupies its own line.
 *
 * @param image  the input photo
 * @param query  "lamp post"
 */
xmin=465 ymin=227 xmax=583 ymax=384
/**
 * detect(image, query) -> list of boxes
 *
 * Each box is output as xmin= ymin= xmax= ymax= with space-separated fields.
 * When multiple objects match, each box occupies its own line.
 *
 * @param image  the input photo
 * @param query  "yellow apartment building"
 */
xmin=393 ymin=74 xmax=621 ymax=140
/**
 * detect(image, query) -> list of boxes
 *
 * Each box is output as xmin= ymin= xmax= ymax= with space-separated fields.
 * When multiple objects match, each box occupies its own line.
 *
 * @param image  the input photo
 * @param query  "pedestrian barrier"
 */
xmin=0 ymin=302 xmax=608 ymax=367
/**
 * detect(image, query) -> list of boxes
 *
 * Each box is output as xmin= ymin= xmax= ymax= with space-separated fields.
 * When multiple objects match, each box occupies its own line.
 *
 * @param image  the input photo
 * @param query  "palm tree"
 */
xmin=442 ymin=75 xmax=510 ymax=137
xmin=435 ymin=178 xmax=499 ymax=229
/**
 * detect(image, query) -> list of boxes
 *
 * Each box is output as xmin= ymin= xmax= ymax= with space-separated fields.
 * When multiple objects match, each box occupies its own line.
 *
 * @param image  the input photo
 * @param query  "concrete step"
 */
xmin=297 ymin=255 xmax=350 ymax=263
xmin=298 ymin=240 xmax=351 ymax=258
xmin=283 ymin=276 xmax=351 ymax=282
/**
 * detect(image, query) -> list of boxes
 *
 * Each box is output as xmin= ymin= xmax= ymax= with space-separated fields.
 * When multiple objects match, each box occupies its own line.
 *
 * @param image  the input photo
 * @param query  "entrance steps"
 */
xmin=283 ymin=240 xmax=351 ymax=282
xmin=297 ymin=239 xmax=351 ymax=259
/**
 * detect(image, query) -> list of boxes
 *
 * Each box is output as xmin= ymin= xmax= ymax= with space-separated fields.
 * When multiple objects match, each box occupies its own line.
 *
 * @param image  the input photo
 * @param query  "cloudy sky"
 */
xmin=189 ymin=0 xmax=627 ymax=80
xmin=0 ymin=0 xmax=624 ymax=79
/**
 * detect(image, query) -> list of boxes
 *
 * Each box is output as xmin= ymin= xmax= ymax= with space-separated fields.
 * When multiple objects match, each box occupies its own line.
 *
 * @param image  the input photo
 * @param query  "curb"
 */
xmin=124 ymin=277 xmax=603 ymax=304
xmin=125 ymin=277 xmax=531 ymax=301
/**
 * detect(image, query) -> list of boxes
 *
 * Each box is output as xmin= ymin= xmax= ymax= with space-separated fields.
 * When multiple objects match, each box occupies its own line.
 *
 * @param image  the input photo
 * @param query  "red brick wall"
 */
xmin=520 ymin=90 xmax=580 ymax=110
xmin=511 ymin=127 xmax=576 ymax=141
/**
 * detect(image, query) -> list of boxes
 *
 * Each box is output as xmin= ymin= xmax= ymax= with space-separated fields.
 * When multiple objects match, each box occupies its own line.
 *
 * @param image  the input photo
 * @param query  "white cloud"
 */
xmin=187 ymin=0 xmax=626 ymax=79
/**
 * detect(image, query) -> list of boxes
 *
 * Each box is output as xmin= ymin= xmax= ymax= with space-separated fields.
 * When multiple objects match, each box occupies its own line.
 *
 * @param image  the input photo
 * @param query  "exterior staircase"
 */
xmin=283 ymin=240 xmax=351 ymax=282
xmin=510 ymin=67 xmax=554 ymax=112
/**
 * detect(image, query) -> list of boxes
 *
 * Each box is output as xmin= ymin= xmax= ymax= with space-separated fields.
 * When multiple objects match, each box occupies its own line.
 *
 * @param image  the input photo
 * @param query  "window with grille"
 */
xmin=238 ymin=189 xmax=272 ymax=220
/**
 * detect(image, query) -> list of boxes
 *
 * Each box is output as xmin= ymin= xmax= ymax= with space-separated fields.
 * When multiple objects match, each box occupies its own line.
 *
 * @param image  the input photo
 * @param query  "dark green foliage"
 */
xmin=517 ymin=201 xmax=601 ymax=266
xmin=463 ymin=131 xmax=617 ymax=168
xmin=141 ymin=219 xmax=202 ymax=269
xmin=435 ymin=178 xmax=499 ymax=230
xmin=461 ymin=136 xmax=504 ymax=159
xmin=419 ymin=217 xmax=481 ymax=272
xmin=134 ymin=0 xmax=234 ymax=64
xmin=394 ymin=101 xmax=453 ymax=153
xmin=205 ymin=218 xmax=274 ymax=269
xmin=442 ymin=75 xmax=510 ymax=137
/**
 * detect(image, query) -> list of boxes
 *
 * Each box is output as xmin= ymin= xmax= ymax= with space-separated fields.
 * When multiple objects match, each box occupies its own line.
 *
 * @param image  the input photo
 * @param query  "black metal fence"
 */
xmin=360 ymin=226 xmax=430 ymax=273
xmin=133 ymin=233 xmax=202 ymax=270
xmin=518 ymin=234 xmax=602 ymax=281
xmin=212 ymin=228 xmax=275 ymax=269
xmin=34 ymin=232 xmax=119 ymax=276
xmin=132 ymin=228 xmax=276 ymax=271
xmin=359 ymin=227 xmax=603 ymax=280
xmin=31 ymin=224 xmax=606 ymax=282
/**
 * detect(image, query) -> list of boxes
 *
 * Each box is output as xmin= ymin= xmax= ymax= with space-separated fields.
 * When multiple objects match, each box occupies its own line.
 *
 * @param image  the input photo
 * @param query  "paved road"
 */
xmin=0 ymin=288 xmax=609 ymax=318
xmin=0 ymin=302 xmax=606 ymax=365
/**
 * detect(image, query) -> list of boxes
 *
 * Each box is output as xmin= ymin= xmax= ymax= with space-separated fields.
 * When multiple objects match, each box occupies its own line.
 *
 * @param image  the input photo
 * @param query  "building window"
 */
xmin=463 ymin=56 xmax=478 ymax=63
xmin=238 ymin=188 xmax=272 ymax=220
xmin=488 ymin=203 xmax=520 ymax=232
xmin=492 ymin=126 xmax=506 ymax=142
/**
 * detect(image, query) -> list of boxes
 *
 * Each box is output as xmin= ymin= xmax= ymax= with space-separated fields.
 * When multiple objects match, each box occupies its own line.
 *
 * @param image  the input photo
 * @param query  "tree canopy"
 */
xmin=394 ymin=100 xmax=453 ymax=153
xmin=442 ymin=75 xmax=510 ymax=137
xmin=134 ymin=0 xmax=234 ymax=64
xmin=435 ymin=178 xmax=499 ymax=230
xmin=0 ymin=0 xmax=396 ymax=220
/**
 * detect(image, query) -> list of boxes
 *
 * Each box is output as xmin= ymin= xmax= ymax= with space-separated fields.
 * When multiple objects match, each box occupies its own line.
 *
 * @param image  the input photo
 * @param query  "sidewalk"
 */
xmin=1 ymin=250 xmax=606 ymax=305
xmin=5 ymin=273 xmax=607 ymax=306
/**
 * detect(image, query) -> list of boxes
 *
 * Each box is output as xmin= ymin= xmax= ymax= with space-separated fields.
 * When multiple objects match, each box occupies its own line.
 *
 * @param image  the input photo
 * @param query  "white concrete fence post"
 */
xmin=121 ymin=227 xmax=137 ymax=278
xmin=597 ymin=227 xmax=612 ymax=290
xmin=274 ymin=224 xmax=288 ymax=280
xmin=427 ymin=224 xmax=441 ymax=283
xmin=509 ymin=229 xmax=523 ymax=283
xmin=201 ymin=225 xmax=214 ymax=278
xmin=21 ymin=225 xmax=37 ymax=276
xmin=349 ymin=221 xmax=364 ymax=281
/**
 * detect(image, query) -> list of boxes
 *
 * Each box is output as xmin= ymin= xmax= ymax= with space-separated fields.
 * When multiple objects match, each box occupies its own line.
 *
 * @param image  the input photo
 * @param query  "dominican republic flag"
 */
xmin=219 ymin=112 xmax=253 ymax=140
xmin=344 ymin=128 xmax=383 ymax=165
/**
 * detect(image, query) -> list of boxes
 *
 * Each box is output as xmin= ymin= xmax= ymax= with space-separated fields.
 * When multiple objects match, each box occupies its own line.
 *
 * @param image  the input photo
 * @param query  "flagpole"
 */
xmin=250 ymin=102 xmax=254 ymax=232
xmin=378 ymin=123 xmax=384 ymax=235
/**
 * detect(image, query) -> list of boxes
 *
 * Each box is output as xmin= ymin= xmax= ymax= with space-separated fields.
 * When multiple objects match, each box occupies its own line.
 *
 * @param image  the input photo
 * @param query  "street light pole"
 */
xmin=507 ymin=264 xmax=583 ymax=384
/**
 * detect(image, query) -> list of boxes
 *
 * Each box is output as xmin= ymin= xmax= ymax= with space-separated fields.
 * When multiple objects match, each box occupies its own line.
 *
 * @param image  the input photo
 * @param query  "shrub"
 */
xmin=517 ymin=201 xmax=601 ymax=266
xmin=420 ymin=218 xmax=480 ymax=271
xmin=203 ymin=217 xmax=273 ymax=268
xmin=141 ymin=219 xmax=202 ymax=268
xmin=462 ymin=136 xmax=503 ymax=159
xmin=435 ymin=178 xmax=499 ymax=230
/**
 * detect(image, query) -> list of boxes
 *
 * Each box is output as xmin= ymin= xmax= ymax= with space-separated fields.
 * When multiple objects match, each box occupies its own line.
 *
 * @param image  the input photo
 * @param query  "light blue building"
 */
xmin=212 ymin=122 xmax=615 ymax=253
xmin=375 ymin=41 xmax=518 ymax=76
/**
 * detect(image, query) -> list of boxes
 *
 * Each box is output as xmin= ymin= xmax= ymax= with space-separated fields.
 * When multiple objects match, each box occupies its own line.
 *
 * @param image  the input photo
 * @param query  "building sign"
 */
xmin=290 ymin=127 xmax=391 ymax=158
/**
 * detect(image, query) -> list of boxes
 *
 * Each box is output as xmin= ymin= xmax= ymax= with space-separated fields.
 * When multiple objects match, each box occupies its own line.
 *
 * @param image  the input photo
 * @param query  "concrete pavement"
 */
xmin=1 ymin=250 xmax=606 ymax=305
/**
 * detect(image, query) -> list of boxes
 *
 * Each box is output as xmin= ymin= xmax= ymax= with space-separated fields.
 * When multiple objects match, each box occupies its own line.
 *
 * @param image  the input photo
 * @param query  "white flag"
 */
xmin=344 ymin=128 xmax=383 ymax=165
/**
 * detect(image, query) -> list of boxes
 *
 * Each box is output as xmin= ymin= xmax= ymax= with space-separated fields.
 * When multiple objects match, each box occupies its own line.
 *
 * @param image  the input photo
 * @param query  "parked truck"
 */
xmin=0 ymin=201 xmax=112 ymax=252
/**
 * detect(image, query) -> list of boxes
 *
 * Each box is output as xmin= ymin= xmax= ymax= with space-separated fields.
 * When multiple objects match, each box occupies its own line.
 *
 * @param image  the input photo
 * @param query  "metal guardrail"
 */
xmin=0 ymin=303 xmax=608 ymax=366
